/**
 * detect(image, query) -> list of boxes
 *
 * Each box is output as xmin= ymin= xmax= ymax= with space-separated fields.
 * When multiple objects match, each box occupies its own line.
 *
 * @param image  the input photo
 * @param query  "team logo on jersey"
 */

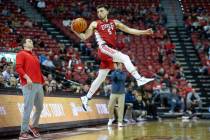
xmin=101 ymin=23 xmax=114 ymax=30
xmin=101 ymin=23 xmax=114 ymax=35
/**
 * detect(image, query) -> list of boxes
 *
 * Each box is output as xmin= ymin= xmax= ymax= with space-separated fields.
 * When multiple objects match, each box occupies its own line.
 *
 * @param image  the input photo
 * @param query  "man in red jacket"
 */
xmin=16 ymin=38 xmax=44 ymax=140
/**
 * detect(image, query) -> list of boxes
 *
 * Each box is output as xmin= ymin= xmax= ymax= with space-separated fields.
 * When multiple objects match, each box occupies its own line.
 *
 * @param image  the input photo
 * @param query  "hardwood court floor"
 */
xmin=54 ymin=119 xmax=210 ymax=140
xmin=7 ymin=119 xmax=210 ymax=140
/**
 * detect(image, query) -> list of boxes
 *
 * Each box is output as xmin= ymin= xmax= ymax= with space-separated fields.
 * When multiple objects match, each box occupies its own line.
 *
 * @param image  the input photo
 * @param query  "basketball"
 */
xmin=71 ymin=18 xmax=87 ymax=33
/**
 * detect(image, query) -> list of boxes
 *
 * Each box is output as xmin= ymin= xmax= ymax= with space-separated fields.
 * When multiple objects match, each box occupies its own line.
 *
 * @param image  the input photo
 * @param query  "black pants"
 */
xmin=146 ymin=104 xmax=157 ymax=118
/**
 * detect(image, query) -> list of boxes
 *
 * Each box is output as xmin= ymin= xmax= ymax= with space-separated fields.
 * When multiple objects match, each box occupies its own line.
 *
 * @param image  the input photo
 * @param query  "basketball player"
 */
xmin=71 ymin=4 xmax=154 ymax=111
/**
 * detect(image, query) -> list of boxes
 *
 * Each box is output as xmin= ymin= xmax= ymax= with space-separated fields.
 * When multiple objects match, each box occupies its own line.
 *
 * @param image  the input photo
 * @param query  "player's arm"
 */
xmin=71 ymin=21 xmax=97 ymax=41
xmin=114 ymin=20 xmax=153 ymax=36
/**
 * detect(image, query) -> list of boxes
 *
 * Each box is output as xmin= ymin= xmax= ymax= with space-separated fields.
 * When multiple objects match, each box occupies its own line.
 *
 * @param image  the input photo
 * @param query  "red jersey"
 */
xmin=95 ymin=19 xmax=117 ymax=70
xmin=95 ymin=19 xmax=117 ymax=47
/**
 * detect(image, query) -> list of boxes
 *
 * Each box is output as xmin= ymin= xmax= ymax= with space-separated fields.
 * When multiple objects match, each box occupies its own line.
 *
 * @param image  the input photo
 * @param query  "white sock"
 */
xmin=86 ymin=69 xmax=110 ymax=99
xmin=131 ymin=70 xmax=141 ymax=80
xmin=86 ymin=91 xmax=94 ymax=99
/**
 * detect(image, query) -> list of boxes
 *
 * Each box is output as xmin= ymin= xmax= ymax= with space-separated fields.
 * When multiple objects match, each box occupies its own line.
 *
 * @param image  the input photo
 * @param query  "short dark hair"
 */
xmin=21 ymin=38 xmax=27 ymax=48
xmin=96 ymin=4 xmax=109 ymax=11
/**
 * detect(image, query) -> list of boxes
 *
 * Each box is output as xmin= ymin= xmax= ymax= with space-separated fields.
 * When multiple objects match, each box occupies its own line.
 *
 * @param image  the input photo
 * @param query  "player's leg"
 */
xmin=99 ymin=44 xmax=154 ymax=86
xmin=81 ymin=69 xmax=110 ymax=111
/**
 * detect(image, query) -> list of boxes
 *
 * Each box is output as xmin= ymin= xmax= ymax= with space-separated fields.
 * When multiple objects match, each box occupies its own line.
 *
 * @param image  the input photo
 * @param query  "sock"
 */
xmin=86 ymin=69 xmax=110 ymax=99
xmin=131 ymin=70 xmax=141 ymax=80
xmin=86 ymin=91 xmax=94 ymax=99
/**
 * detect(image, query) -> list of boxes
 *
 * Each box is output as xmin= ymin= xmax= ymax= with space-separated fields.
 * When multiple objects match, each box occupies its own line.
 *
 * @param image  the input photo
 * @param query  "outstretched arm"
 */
xmin=114 ymin=20 xmax=153 ymax=36
xmin=71 ymin=21 xmax=97 ymax=41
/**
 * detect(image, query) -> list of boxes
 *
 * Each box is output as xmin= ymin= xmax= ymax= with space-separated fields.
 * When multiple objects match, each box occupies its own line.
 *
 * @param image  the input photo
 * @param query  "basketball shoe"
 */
xmin=81 ymin=96 xmax=89 ymax=111
xmin=137 ymin=77 xmax=154 ymax=86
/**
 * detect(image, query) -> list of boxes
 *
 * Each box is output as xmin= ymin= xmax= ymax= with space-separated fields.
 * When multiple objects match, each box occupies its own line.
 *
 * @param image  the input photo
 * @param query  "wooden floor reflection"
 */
xmin=49 ymin=119 xmax=210 ymax=140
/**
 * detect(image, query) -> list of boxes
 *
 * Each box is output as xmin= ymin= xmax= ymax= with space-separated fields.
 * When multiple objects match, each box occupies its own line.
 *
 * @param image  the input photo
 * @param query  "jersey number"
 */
xmin=107 ymin=28 xmax=112 ymax=35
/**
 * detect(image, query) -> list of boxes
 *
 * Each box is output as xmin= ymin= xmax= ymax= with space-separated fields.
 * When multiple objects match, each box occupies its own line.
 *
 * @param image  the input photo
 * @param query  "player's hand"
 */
xmin=26 ymin=77 xmax=33 ymax=90
xmin=145 ymin=28 xmax=154 ymax=35
xmin=70 ymin=20 xmax=75 ymax=32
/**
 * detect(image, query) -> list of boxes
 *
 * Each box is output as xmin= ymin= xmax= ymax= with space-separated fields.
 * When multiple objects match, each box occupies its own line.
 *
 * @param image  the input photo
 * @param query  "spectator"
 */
xmin=42 ymin=56 xmax=55 ymax=68
xmin=60 ymin=60 xmax=67 ymax=74
xmin=0 ymin=24 xmax=12 ymax=34
xmin=197 ymin=65 xmax=208 ymax=75
xmin=48 ymin=80 xmax=57 ymax=93
xmin=187 ymin=89 xmax=202 ymax=113
xmin=185 ymin=83 xmax=193 ymax=94
xmin=168 ymin=88 xmax=184 ymax=113
xmin=162 ymin=74 xmax=171 ymax=87
xmin=8 ymin=39 xmax=18 ymax=49
xmin=54 ymin=3 xmax=67 ymax=15
xmin=152 ymin=80 xmax=162 ymax=96
xmin=156 ymin=67 xmax=165 ymax=77
xmin=79 ymin=41 xmax=86 ymax=55
xmin=86 ymin=72 xmax=95 ymax=85
xmin=39 ymin=54 xmax=47 ymax=64
xmin=2 ymin=65 xmax=11 ymax=81
xmin=11 ymin=17 xmax=21 ymax=28
xmin=0 ymin=57 xmax=7 ymax=66
xmin=195 ymin=41 xmax=204 ymax=53
xmin=73 ymin=59 xmax=84 ymax=72
xmin=164 ymin=39 xmax=176 ymax=55
xmin=124 ymin=84 xmax=136 ymax=122
xmin=58 ymin=43 xmax=66 ymax=60
xmin=144 ymin=92 xmax=158 ymax=119
xmin=23 ymin=20 xmax=33 ymax=28
xmin=176 ymin=67 xmax=185 ymax=79
xmin=1 ymin=7 xmax=11 ymax=16
xmin=65 ymin=69 xmax=72 ymax=80
xmin=37 ymin=0 xmax=46 ymax=9
xmin=68 ymin=54 xmax=79 ymax=69
xmin=8 ymin=75 xmax=18 ymax=88
xmin=52 ymin=55 xmax=62 ymax=68
xmin=154 ymin=82 xmax=171 ymax=107
xmin=37 ymin=38 xmax=45 ymax=48
xmin=43 ymin=76 xmax=50 ymax=94
xmin=0 ymin=73 xmax=5 ymax=88
xmin=47 ymin=74 xmax=53 ymax=82
xmin=57 ymin=82 xmax=63 ymax=90
xmin=203 ymin=22 xmax=210 ymax=37
xmin=17 ymin=7 xmax=25 ymax=14
xmin=103 ymin=79 xmax=111 ymax=97
xmin=132 ymin=90 xmax=146 ymax=121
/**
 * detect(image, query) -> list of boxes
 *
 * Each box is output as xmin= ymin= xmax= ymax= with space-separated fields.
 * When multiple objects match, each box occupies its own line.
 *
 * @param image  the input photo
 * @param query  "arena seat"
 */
xmin=181 ymin=0 xmax=210 ymax=74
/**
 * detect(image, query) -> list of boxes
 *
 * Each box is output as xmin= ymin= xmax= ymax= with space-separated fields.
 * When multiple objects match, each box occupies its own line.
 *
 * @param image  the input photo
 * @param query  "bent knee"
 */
xmin=115 ymin=53 xmax=130 ymax=62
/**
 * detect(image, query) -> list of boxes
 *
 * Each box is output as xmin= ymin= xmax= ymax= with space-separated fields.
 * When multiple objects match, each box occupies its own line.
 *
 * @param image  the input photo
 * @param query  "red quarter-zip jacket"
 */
xmin=16 ymin=50 xmax=44 ymax=86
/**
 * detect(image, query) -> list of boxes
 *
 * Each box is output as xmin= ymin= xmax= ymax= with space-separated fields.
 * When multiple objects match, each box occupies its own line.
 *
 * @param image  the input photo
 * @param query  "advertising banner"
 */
xmin=0 ymin=95 xmax=109 ymax=128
